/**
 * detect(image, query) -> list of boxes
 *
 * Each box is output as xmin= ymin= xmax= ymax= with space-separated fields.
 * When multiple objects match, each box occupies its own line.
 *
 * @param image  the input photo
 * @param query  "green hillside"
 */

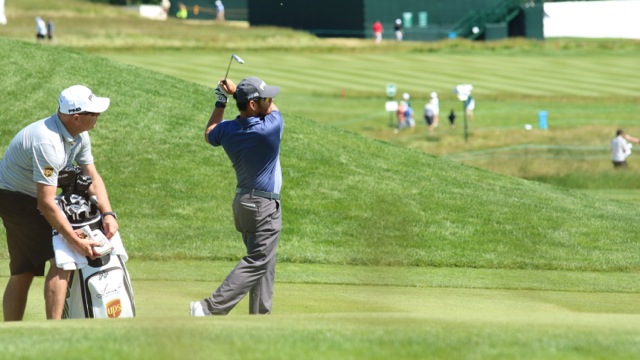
xmin=1 ymin=37 xmax=639 ymax=271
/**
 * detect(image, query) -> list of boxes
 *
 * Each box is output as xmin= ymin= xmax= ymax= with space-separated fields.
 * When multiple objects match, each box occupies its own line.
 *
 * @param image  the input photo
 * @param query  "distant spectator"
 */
xmin=46 ymin=19 xmax=54 ymax=42
xmin=405 ymin=106 xmax=415 ymax=128
xmin=424 ymin=101 xmax=435 ymax=131
xmin=402 ymin=92 xmax=411 ymax=108
xmin=430 ymin=92 xmax=440 ymax=127
xmin=611 ymin=129 xmax=640 ymax=168
xmin=35 ymin=16 xmax=47 ymax=41
xmin=448 ymin=109 xmax=456 ymax=128
xmin=372 ymin=21 xmax=383 ymax=44
xmin=176 ymin=2 xmax=188 ymax=19
xmin=394 ymin=19 xmax=403 ymax=41
xmin=403 ymin=93 xmax=415 ymax=127
xmin=162 ymin=0 xmax=171 ymax=15
xmin=396 ymin=101 xmax=406 ymax=129
xmin=465 ymin=95 xmax=475 ymax=121
xmin=215 ymin=0 xmax=225 ymax=21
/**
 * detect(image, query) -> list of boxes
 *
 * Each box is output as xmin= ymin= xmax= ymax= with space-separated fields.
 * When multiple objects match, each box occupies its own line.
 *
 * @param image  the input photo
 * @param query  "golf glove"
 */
xmin=215 ymin=86 xmax=229 ymax=104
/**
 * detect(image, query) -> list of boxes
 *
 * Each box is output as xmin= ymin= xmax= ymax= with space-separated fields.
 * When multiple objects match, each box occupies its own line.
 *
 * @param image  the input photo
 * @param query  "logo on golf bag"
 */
xmin=98 ymin=270 xmax=109 ymax=281
xmin=107 ymin=299 xmax=122 ymax=318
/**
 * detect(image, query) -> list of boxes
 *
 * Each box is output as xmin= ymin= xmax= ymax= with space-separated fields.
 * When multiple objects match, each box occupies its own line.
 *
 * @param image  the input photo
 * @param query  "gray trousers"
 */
xmin=202 ymin=193 xmax=281 ymax=315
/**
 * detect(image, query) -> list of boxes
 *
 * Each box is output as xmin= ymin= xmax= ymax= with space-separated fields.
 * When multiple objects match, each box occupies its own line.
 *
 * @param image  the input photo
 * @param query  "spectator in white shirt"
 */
xmin=610 ymin=129 xmax=640 ymax=168
xmin=35 ymin=16 xmax=47 ymax=40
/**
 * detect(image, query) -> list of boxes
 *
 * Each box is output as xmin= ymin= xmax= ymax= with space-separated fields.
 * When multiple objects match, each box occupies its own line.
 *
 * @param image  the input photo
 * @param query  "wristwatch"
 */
xmin=102 ymin=211 xmax=118 ymax=220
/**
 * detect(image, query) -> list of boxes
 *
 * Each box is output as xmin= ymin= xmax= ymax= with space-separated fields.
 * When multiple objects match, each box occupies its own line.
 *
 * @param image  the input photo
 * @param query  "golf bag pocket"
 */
xmin=63 ymin=254 xmax=136 ymax=319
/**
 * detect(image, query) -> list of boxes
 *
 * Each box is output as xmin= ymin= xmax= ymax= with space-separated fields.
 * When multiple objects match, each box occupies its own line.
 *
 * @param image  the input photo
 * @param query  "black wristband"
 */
xmin=215 ymin=101 xmax=227 ymax=108
xmin=102 ymin=211 xmax=118 ymax=220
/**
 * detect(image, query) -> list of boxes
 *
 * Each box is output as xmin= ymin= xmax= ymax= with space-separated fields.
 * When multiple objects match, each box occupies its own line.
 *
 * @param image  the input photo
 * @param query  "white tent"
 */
xmin=544 ymin=0 xmax=640 ymax=39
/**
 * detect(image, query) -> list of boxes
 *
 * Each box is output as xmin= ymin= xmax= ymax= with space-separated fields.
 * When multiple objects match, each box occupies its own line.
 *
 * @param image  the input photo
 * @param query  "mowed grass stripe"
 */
xmin=376 ymin=55 xmax=489 ymax=93
xmin=556 ymin=56 xmax=640 ymax=83
xmin=104 ymin=53 xmax=239 ymax=88
xmin=541 ymin=59 xmax=640 ymax=95
xmin=358 ymin=55 xmax=457 ymax=93
xmin=233 ymin=54 xmax=522 ymax=97
xmin=548 ymin=57 xmax=640 ymax=94
xmin=260 ymin=63 xmax=394 ymax=96
xmin=101 ymin=50 xmax=640 ymax=134
xmin=258 ymin=67 xmax=347 ymax=94
xmin=590 ymin=56 xmax=640 ymax=78
xmin=105 ymin=52 xmax=639 ymax=99
xmin=424 ymin=54 xmax=639 ymax=96
xmin=245 ymin=54 xmax=364 ymax=93
xmin=456 ymin=57 xmax=602 ymax=96
xmin=101 ymin=52 xmax=640 ymax=131
xmin=105 ymin=54 xmax=212 ymax=85
xmin=414 ymin=55 xmax=564 ymax=96
xmin=430 ymin=56 xmax=584 ymax=96
xmin=281 ymin=54 xmax=417 ymax=91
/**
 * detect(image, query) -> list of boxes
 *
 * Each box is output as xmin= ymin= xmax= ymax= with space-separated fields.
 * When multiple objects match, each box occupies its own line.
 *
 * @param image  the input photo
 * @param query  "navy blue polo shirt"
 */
xmin=208 ymin=111 xmax=283 ymax=193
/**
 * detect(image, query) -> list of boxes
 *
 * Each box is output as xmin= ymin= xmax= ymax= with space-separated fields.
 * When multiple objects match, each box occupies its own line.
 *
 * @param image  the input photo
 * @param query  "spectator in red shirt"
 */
xmin=372 ymin=21 xmax=383 ymax=44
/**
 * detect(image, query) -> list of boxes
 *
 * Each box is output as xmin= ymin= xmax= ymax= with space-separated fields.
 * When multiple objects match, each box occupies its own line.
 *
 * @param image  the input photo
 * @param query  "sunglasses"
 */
xmin=252 ymin=97 xmax=272 ymax=103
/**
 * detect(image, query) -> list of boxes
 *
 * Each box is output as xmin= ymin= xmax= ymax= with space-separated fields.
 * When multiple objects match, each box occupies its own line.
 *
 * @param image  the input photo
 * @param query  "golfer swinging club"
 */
xmin=191 ymin=76 xmax=283 ymax=316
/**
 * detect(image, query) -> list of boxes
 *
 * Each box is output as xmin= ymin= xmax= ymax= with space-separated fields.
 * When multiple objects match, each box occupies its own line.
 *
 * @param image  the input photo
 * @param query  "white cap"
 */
xmin=430 ymin=92 xmax=438 ymax=98
xmin=58 ymin=85 xmax=110 ymax=114
xmin=402 ymin=92 xmax=410 ymax=100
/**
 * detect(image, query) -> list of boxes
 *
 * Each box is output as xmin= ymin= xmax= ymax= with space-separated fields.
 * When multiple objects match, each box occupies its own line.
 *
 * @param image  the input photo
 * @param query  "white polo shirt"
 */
xmin=0 ymin=113 xmax=93 ymax=197
xmin=611 ymin=135 xmax=631 ymax=162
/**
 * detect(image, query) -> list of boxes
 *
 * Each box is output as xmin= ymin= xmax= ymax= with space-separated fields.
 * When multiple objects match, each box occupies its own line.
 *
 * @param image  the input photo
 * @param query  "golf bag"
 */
xmin=63 ymin=253 xmax=136 ymax=319
xmin=55 ymin=165 xmax=135 ymax=319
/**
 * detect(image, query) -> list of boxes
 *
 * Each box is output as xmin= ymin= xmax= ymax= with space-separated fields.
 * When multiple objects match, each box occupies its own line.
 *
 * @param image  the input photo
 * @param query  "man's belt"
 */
xmin=236 ymin=188 xmax=280 ymax=200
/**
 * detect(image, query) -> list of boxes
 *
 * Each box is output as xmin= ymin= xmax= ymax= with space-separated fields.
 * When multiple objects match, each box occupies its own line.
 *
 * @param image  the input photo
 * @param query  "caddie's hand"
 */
xmin=102 ymin=215 xmax=119 ymax=240
xmin=70 ymin=230 xmax=101 ymax=258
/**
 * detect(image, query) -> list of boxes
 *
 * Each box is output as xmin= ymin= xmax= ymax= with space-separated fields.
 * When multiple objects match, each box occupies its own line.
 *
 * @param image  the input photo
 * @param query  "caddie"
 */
xmin=0 ymin=85 xmax=118 ymax=321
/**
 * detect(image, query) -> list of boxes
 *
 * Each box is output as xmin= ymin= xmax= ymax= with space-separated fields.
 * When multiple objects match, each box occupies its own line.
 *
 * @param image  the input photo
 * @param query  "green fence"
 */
xmin=247 ymin=0 xmax=542 ymax=41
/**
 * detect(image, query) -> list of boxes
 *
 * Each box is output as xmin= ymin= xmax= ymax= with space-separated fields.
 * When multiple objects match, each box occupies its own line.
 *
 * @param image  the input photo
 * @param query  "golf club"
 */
xmin=223 ymin=54 xmax=245 ymax=80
